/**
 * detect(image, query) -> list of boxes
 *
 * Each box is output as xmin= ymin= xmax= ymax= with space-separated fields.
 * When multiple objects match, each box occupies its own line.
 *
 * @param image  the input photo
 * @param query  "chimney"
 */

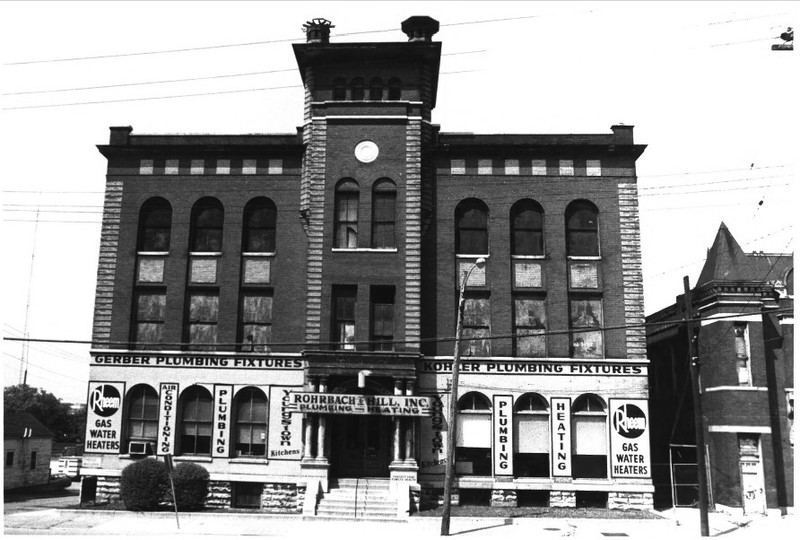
xmin=109 ymin=126 xmax=133 ymax=145
xmin=401 ymin=16 xmax=440 ymax=42
xmin=302 ymin=18 xmax=334 ymax=44
xmin=611 ymin=124 xmax=634 ymax=145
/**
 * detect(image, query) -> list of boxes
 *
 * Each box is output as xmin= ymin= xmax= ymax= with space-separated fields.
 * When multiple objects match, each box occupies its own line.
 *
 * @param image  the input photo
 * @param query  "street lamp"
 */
xmin=441 ymin=257 xmax=486 ymax=536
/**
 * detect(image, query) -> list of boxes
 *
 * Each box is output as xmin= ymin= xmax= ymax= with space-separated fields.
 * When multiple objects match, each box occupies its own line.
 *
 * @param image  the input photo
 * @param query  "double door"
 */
xmin=331 ymin=415 xmax=391 ymax=477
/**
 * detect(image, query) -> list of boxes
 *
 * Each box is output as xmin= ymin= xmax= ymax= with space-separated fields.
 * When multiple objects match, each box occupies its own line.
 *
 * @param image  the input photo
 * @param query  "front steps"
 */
xmin=313 ymin=478 xmax=401 ymax=521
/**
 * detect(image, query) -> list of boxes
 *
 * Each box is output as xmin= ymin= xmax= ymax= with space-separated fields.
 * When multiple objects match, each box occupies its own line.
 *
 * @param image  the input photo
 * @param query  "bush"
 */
xmin=120 ymin=458 xmax=169 ymax=511
xmin=172 ymin=462 xmax=209 ymax=510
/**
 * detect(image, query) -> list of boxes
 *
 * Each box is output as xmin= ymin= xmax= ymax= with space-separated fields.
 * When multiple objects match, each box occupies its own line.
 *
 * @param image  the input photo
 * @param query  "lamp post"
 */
xmin=441 ymin=257 xmax=485 ymax=536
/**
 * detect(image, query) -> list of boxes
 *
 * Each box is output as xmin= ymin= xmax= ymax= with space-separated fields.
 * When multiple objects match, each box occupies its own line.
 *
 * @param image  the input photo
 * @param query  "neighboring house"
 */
xmin=4 ymin=411 xmax=54 ymax=490
xmin=646 ymin=223 xmax=793 ymax=513
xmin=82 ymin=15 xmax=653 ymax=512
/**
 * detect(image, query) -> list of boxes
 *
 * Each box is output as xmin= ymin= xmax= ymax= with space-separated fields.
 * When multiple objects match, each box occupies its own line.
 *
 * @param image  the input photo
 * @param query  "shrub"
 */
xmin=172 ymin=462 xmax=209 ymax=510
xmin=120 ymin=458 xmax=169 ymax=511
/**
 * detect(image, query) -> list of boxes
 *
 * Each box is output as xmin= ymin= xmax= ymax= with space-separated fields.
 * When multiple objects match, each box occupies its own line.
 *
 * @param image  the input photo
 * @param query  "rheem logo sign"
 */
xmin=84 ymin=382 xmax=125 ymax=453
xmin=609 ymin=399 xmax=651 ymax=478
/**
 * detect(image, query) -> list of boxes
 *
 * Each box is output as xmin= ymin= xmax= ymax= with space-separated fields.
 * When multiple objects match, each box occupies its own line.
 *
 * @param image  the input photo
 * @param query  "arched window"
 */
xmin=333 ymin=77 xmax=346 ymax=101
xmin=388 ymin=78 xmax=401 ymax=100
xmin=456 ymin=392 xmax=491 ymax=475
xmin=510 ymin=199 xmax=544 ymax=256
xmin=137 ymin=197 xmax=172 ymax=252
xmin=242 ymin=198 xmax=276 ymax=253
xmin=369 ymin=77 xmax=383 ymax=100
xmin=351 ymin=77 xmax=365 ymax=101
xmin=234 ymin=387 xmax=268 ymax=457
xmin=455 ymin=199 xmax=489 ymax=255
xmin=126 ymin=384 xmax=159 ymax=450
xmin=190 ymin=197 xmax=224 ymax=252
xmin=179 ymin=385 xmax=213 ymax=455
xmin=334 ymin=179 xmax=359 ymax=248
xmin=565 ymin=200 xmax=599 ymax=257
xmin=371 ymin=179 xmax=396 ymax=248
xmin=572 ymin=394 xmax=607 ymax=479
xmin=514 ymin=393 xmax=549 ymax=477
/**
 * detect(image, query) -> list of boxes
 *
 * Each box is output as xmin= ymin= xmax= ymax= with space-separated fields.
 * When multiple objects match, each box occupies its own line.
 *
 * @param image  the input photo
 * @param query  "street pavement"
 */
xmin=3 ymin=484 xmax=795 ymax=538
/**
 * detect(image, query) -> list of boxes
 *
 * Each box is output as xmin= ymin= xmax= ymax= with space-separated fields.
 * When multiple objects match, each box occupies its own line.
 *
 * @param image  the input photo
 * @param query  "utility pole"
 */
xmin=441 ymin=258 xmax=485 ymax=536
xmin=683 ymin=276 xmax=709 ymax=536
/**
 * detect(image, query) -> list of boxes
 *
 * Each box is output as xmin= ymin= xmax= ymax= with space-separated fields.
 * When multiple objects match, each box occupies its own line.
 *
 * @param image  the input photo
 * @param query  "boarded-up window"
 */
xmin=191 ymin=198 xmax=224 ymax=252
xmin=133 ymin=291 xmax=166 ymax=348
xmin=242 ymin=198 xmax=276 ymax=253
xmin=565 ymin=201 xmax=599 ymax=257
xmin=188 ymin=292 xmax=219 ymax=349
xmin=179 ymin=386 xmax=213 ymax=455
xmin=235 ymin=387 xmax=267 ymax=457
xmin=137 ymin=198 xmax=171 ymax=252
xmin=559 ymin=160 xmax=574 ymax=176
xmin=451 ymin=159 xmax=466 ymax=175
xmin=505 ymin=159 xmax=520 ymax=175
xmin=240 ymin=293 xmax=272 ymax=352
xmin=570 ymin=298 xmax=603 ymax=358
xmin=371 ymin=180 xmax=396 ymax=248
xmin=333 ymin=287 xmax=356 ymax=350
xmin=462 ymin=296 xmax=491 ymax=356
xmin=371 ymin=287 xmax=394 ymax=351
xmin=127 ymin=385 xmax=159 ymax=441
xmin=456 ymin=199 xmax=489 ymax=255
xmin=511 ymin=200 xmax=544 ymax=256
xmin=586 ymin=160 xmax=602 ymax=176
xmin=531 ymin=159 xmax=547 ymax=175
xmin=514 ymin=298 xmax=546 ymax=357
xmin=478 ymin=159 xmax=493 ymax=175
xmin=334 ymin=180 xmax=359 ymax=248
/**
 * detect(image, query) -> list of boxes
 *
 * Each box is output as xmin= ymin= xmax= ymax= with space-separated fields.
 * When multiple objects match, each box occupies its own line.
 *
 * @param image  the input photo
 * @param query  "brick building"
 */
xmin=82 ymin=16 xmax=654 ymax=514
xmin=646 ymin=223 xmax=793 ymax=513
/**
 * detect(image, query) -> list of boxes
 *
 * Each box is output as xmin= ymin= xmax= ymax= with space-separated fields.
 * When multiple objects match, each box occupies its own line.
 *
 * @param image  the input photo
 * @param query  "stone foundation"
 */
xmin=96 ymin=476 xmax=121 ymax=503
xmin=205 ymin=481 xmax=232 ymax=509
xmin=549 ymin=490 xmax=576 ymax=508
xmin=607 ymin=491 xmax=654 ymax=510
xmin=491 ymin=489 xmax=517 ymax=507
xmin=261 ymin=483 xmax=304 ymax=513
xmin=419 ymin=486 xmax=459 ymax=509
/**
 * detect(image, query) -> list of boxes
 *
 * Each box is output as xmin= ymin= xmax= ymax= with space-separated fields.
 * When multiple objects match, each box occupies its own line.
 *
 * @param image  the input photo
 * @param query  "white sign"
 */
xmin=609 ymin=399 xmax=651 ymax=478
xmin=492 ymin=395 xmax=514 ymax=475
xmin=91 ymin=353 xmax=303 ymax=370
xmin=419 ymin=359 xmax=647 ymax=376
xmin=418 ymin=393 xmax=448 ymax=474
xmin=268 ymin=386 xmax=303 ymax=460
xmin=287 ymin=392 xmax=433 ymax=416
xmin=157 ymin=383 xmax=179 ymax=455
xmin=84 ymin=381 xmax=125 ymax=454
xmin=212 ymin=385 xmax=232 ymax=457
xmin=551 ymin=397 xmax=572 ymax=476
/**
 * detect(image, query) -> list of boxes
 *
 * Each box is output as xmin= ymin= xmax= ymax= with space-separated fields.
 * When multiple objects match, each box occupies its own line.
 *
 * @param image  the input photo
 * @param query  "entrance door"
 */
xmin=332 ymin=415 xmax=391 ymax=477
xmin=740 ymin=458 xmax=767 ymax=515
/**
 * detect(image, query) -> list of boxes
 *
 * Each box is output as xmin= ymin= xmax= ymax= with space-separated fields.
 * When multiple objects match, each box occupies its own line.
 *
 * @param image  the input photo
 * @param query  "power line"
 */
xmin=3 ymin=308 xmax=791 ymax=350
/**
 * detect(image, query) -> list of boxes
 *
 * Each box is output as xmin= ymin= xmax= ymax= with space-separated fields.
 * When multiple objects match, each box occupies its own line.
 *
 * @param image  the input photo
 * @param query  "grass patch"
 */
xmin=413 ymin=505 xmax=665 ymax=520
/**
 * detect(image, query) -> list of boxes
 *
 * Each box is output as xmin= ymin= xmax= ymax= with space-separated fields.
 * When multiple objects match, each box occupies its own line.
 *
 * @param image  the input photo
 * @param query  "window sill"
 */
xmin=456 ymin=254 xmax=490 ymax=259
xmin=512 ymin=255 xmax=546 ymax=260
xmin=331 ymin=248 xmax=398 ymax=253
xmin=189 ymin=252 xmax=222 ymax=257
xmin=567 ymin=256 xmax=601 ymax=261
xmin=230 ymin=457 xmax=269 ymax=464
xmin=174 ymin=456 xmax=213 ymax=463
xmin=242 ymin=252 xmax=275 ymax=257
xmin=137 ymin=251 xmax=169 ymax=256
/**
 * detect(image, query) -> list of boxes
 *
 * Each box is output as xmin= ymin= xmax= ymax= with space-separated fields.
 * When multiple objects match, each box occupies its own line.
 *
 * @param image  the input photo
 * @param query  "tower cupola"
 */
xmin=401 ymin=16 xmax=439 ymax=42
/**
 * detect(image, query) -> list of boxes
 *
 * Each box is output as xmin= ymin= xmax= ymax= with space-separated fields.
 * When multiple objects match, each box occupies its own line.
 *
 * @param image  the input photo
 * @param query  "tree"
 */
xmin=3 ymin=384 xmax=83 ymax=442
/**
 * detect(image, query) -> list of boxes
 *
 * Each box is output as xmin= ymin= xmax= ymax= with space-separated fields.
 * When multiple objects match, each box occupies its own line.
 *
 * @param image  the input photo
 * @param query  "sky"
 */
xmin=1 ymin=1 xmax=796 ymax=404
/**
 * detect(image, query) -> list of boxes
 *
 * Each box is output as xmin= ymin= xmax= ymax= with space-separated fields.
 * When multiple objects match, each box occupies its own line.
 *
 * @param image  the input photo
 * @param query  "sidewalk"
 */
xmin=3 ymin=506 xmax=795 ymax=538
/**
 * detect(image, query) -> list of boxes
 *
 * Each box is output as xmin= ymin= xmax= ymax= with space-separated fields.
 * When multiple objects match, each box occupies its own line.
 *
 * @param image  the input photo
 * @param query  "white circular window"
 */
xmin=354 ymin=140 xmax=379 ymax=163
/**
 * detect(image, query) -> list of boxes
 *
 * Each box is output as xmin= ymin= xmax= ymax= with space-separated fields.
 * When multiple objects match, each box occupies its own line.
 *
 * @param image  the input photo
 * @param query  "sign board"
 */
xmin=84 ymin=382 xmax=125 ymax=453
xmin=91 ymin=353 xmax=303 ymax=370
xmin=267 ymin=386 xmax=303 ymax=460
xmin=157 ymin=383 xmax=179 ymax=455
xmin=609 ymin=398 xmax=651 ymax=478
xmin=286 ymin=392 xmax=433 ymax=416
xmin=212 ymin=385 xmax=232 ymax=457
xmin=550 ymin=397 xmax=572 ymax=476
xmin=492 ymin=395 xmax=514 ymax=475
xmin=418 ymin=393 xmax=448 ymax=474
xmin=419 ymin=359 xmax=646 ymax=376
